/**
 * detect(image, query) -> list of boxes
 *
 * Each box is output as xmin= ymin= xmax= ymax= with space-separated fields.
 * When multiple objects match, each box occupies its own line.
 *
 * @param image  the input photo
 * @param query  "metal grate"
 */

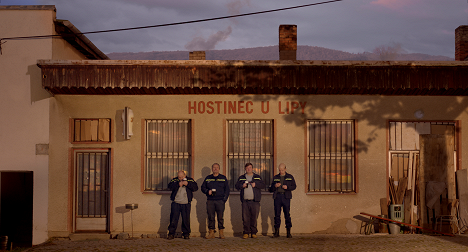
xmin=308 ymin=120 xmax=355 ymax=192
xmin=227 ymin=120 xmax=273 ymax=191
xmin=145 ymin=120 xmax=191 ymax=191
xmin=76 ymin=152 xmax=108 ymax=217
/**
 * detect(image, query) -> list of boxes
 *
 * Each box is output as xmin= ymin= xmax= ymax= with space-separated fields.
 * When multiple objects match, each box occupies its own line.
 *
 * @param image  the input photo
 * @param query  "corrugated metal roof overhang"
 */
xmin=37 ymin=60 xmax=468 ymax=95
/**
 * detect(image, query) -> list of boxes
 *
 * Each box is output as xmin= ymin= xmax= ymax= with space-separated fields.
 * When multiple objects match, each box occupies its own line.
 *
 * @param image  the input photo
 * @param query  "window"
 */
xmin=73 ymin=119 xmax=110 ymax=142
xmin=227 ymin=120 xmax=273 ymax=191
xmin=144 ymin=120 xmax=191 ymax=191
xmin=307 ymin=120 xmax=355 ymax=193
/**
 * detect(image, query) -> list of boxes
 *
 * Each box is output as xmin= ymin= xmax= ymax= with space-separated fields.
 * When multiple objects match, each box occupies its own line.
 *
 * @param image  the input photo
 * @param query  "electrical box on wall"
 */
xmin=122 ymin=107 xmax=134 ymax=140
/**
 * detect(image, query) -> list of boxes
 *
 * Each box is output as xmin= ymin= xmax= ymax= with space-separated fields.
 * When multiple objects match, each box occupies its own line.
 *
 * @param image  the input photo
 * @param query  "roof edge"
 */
xmin=37 ymin=59 xmax=468 ymax=67
xmin=54 ymin=20 xmax=109 ymax=60
xmin=0 ymin=5 xmax=56 ymax=11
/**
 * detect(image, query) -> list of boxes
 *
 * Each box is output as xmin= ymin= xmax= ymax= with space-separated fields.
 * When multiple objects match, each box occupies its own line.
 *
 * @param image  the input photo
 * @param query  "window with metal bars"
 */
xmin=307 ymin=120 xmax=355 ymax=193
xmin=144 ymin=120 xmax=191 ymax=191
xmin=227 ymin=120 xmax=273 ymax=191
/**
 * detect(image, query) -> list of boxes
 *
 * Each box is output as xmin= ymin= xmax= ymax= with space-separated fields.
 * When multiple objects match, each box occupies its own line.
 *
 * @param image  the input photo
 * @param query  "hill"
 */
xmin=107 ymin=45 xmax=453 ymax=61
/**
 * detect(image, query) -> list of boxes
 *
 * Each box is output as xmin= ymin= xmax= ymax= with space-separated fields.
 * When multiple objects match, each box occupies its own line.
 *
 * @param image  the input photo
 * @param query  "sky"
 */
xmin=1 ymin=0 xmax=468 ymax=58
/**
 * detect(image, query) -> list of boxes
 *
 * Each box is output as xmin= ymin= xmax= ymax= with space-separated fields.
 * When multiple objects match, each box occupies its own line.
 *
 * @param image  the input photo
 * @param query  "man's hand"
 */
xmin=282 ymin=185 xmax=287 ymax=190
xmin=209 ymin=190 xmax=212 ymax=195
xmin=182 ymin=181 xmax=188 ymax=186
xmin=251 ymin=182 xmax=256 ymax=188
xmin=275 ymin=183 xmax=281 ymax=188
xmin=243 ymin=182 xmax=248 ymax=188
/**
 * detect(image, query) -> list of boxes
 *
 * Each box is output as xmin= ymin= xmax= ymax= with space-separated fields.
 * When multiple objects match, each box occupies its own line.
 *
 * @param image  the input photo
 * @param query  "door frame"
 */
xmin=70 ymin=148 xmax=111 ymax=233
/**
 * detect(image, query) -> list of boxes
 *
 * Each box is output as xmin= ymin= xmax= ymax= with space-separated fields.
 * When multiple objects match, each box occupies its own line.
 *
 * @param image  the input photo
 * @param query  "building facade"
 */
xmin=0 ymin=5 xmax=107 ymax=246
xmin=38 ymin=23 xmax=468 ymax=235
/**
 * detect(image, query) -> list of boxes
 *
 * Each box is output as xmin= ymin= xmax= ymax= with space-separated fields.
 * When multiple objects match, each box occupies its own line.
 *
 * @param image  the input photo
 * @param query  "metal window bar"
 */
xmin=76 ymin=152 xmax=108 ymax=217
xmin=145 ymin=120 xmax=191 ymax=191
xmin=308 ymin=120 xmax=355 ymax=192
xmin=227 ymin=120 xmax=273 ymax=191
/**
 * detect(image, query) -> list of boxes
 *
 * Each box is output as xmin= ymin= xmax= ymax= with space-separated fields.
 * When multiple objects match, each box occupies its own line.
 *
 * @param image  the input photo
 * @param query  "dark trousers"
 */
xmin=168 ymin=202 xmax=191 ymax=235
xmin=242 ymin=200 xmax=260 ymax=234
xmin=274 ymin=193 xmax=292 ymax=229
xmin=207 ymin=200 xmax=225 ymax=230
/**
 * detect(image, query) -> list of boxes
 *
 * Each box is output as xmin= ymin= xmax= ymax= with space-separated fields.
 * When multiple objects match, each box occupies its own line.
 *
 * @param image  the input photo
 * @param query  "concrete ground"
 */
xmin=23 ymin=233 xmax=468 ymax=252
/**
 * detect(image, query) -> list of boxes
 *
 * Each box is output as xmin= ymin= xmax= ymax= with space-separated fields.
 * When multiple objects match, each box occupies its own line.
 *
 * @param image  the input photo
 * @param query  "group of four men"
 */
xmin=166 ymin=162 xmax=296 ymax=240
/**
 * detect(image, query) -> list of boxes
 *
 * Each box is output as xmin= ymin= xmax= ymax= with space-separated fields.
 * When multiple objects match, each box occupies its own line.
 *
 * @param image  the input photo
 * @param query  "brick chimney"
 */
xmin=279 ymin=25 xmax=297 ymax=60
xmin=189 ymin=51 xmax=206 ymax=60
xmin=455 ymin=26 xmax=468 ymax=61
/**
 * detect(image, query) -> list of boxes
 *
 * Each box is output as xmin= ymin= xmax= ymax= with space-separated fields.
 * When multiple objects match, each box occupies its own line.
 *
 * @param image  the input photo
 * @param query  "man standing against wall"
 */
xmin=201 ymin=163 xmax=230 ymax=239
xmin=269 ymin=163 xmax=296 ymax=238
xmin=167 ymin=170 xmax=198 ymax=240
xmin=235 ymin=163 xmax=265 ymax=239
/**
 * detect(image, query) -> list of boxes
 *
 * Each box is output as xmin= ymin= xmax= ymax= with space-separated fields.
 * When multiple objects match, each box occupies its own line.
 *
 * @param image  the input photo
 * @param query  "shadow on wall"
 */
xmin=115 ymin=206 xmax=130 ymax=233
xmin=194 ymin=166 xmax=211 ymax=237
xmin=115 ymin=109 xmax=125 ymax=143
xmin=158 ymin=194 xmax=172 ymax=237
xmin=260 ymin=168 xmax=274 ymax=235
xmin=28 ymin=64 xmax=51 ymax=103
xmin=228 ymin=194 xmax=243 ymax=236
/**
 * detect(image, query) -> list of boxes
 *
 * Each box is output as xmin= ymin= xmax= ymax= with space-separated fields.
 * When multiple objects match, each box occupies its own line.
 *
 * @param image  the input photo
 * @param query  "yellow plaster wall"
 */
xmin=48 ymin=94 xmax=468 ymax=236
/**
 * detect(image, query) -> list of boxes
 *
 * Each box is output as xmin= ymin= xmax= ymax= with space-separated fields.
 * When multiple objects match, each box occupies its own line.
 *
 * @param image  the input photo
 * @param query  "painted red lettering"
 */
xmin=228 ymin=101 xmax=236 ymax=114
xmin=215 ymin=101 xmax=222 ymax=114
xmin=246 ymin=101 xmax=253 ymax=114
xmin=206 ymin=101 xmax=214 ymax=114
xmin=279 ymin=101 xmax=285 ymax=114
xmin=291 ymin=101 xmax=299 ymax=114
xmin=224 ymin=101 xmax=227 ymax=114
xmin=300 ymin=101 xmax=307 ymax=114
xmin=238 ymin=101 xmax=245 ymax=114
xmin=261 ymin=101 xmax=269 ymax=114
xmin=188 ymin=101 xmax=196 ymax=114
xmin=198 ymin=101 xmax=206 ymax=114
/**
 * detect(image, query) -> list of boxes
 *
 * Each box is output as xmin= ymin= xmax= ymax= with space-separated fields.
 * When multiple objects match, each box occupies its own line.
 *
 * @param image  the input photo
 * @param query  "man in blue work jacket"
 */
xmin=201 ymin=163 xmax=230 ymax=239
xmin=235 ymin=162 xmax=266 ymax=239
xmin=167 ymin=170 xmax=198 ymax=240
xmin=269 ymin=163 xmax=296 ymax=238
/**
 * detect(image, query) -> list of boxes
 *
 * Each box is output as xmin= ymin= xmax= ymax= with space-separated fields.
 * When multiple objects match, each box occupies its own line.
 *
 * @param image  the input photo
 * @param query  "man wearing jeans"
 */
xmin=167 ymin=170 xmax=198 ymax=240
xmin=201 ymin=163 xmax=230 ymax=239
xmin=235 ymin=163 xmax=265 ymax=239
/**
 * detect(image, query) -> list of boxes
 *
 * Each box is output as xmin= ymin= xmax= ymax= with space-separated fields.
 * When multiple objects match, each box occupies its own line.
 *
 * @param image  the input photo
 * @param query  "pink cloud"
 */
xmin=370 ymin=0 xmax=420 ymax=11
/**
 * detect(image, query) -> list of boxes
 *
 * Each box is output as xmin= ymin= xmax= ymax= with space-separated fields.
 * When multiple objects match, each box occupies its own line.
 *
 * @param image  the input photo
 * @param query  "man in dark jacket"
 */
xmin=235 ymin=162 xmax=265 ymax=239
xmin=201 ymin=163 xmax=230 ymax=239
xmin=167 ymin=170 xmax=198 ymax=240
xmin=269 ymin=163 xmax=296 ymax=238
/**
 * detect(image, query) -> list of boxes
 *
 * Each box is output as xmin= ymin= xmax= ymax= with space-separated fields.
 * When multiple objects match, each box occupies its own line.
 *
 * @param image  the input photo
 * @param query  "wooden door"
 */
xmin=75 ymin=151 xmax=109 ymax=232
xmin=419 ymin=134 xmax=455 ymax=228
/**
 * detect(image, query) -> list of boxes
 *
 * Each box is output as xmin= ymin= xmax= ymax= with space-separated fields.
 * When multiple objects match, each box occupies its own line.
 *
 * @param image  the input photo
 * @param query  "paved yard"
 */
xmin=22 ymin=234 xmax=468 ymax=252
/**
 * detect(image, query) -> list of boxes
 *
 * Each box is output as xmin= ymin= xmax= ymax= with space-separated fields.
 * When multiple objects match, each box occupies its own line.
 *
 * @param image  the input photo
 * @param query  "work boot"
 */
xmin=219 ymin=229 xmax=225 ymax=239
xmin=242 ymin=234 xmax=249 ymax=239
xmin=206 ymin=229 xmax=215 ymax=239
xmin=251 ymin=234 xmax=258 ymax=238
xmin=273 ymin=228 xmax=280 ymax=238
xmin=286 ymin=228 xmax=292 ymax=238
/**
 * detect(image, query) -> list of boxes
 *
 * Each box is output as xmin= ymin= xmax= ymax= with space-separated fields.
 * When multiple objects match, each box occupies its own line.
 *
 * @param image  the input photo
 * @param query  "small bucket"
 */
xmin=388 ymin=223 xmax=400 ymax=234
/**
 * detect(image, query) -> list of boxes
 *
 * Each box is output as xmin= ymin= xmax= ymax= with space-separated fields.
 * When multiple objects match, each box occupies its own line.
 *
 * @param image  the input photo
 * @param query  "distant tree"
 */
xmin=372 ymin=43 xmax=406 ymax=61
